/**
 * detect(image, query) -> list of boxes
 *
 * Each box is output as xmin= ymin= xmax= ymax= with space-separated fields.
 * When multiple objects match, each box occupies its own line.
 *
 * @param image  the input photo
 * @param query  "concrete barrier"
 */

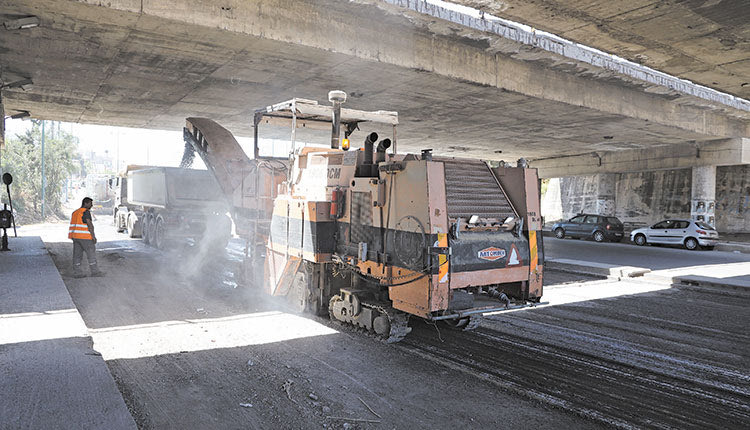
xmin=671 ymin=275 xmax=750 ymax=291
xmin=715 ymin=242 xmax=750 ymax=254
xmin=546 ymin=258 xmax=651 ymax=279
xmin=544 ymin=229 xmax=750 ymax=255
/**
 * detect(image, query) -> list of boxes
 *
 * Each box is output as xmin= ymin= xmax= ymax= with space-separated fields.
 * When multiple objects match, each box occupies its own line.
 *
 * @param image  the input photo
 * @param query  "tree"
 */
xmin=1 ymin=121 xmax=81 ymax=222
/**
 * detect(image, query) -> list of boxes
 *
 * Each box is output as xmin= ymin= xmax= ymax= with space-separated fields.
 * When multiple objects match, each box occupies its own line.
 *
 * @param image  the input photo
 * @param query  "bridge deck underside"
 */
xmin=0 ymin=0 xmax=744 ymax=162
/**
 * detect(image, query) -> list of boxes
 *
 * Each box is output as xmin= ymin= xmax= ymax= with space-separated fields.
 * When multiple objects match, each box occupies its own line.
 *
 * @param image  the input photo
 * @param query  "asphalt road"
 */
xmin=17 ymin=220 xmax=750 ymax=429
xmin=544 ymin=236 xmax=750 ymax=283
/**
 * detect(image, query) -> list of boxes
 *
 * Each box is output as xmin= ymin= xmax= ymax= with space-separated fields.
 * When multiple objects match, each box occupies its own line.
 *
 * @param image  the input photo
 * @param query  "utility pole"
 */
xmin=41 ymin=120 xmax=46 ymax=219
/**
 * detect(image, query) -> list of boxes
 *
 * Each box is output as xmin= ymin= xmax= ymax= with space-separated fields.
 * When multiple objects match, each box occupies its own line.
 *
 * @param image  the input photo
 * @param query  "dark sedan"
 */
xmin=552 ymin=214 xmax=624 ymax=242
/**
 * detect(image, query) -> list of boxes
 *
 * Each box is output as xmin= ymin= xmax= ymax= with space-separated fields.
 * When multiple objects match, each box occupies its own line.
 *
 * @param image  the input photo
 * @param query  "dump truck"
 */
xmin=111 ymin=164 xmax=148 ymax=236
xmin=112 ymin=166 xmax=231 ymax=250
xmin=85 ymin=174 xmax=115 ymax=212
xmin=183 ymin=91 xmax=543 ymax=342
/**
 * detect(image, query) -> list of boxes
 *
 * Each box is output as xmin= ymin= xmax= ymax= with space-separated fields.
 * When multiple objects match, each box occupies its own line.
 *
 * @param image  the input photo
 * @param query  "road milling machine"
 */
xmin=184 ymin=91 xmax=544 ymax=342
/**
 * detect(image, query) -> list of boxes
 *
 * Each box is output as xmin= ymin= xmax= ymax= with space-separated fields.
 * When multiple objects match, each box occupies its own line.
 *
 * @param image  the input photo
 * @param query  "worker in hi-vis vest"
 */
xmin=69 ymin=197 xmax=104 ymax=278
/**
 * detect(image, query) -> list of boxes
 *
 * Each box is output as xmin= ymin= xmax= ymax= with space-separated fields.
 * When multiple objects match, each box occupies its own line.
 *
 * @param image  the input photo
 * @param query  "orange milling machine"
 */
xmin=184 ymin=91 xmax=544 ymax=342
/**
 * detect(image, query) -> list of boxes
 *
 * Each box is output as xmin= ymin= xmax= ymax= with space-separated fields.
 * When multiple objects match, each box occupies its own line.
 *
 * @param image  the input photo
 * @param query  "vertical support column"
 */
xmin=540 ymin=177 xmax=562 ymax=226
xmin=691 ymin=165 xmax=716 ymax=227
xmin=0 ymin=94 xmax=4 ymax=180
xmin=593 ymin=173 xmax=616 ymax=216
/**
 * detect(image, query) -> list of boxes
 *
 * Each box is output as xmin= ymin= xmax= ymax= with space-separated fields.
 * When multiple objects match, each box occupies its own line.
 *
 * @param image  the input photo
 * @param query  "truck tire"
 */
xmin=154 ymin=217 xmax=167 ymax=250
xmin=115 ymin=209 xmax=126 ymax=233
xmin=147 ymin=214 xmax=158 ymax=247
xmin=142 ymin=215 xmax=151 ymax=245
xmin=127 ymin=214 xmax=140 ymax=238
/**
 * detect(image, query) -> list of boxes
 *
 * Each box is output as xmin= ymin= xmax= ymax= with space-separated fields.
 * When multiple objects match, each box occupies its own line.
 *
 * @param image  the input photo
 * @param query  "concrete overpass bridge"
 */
xmin=0 ymin=0 xmax=748 ymax=230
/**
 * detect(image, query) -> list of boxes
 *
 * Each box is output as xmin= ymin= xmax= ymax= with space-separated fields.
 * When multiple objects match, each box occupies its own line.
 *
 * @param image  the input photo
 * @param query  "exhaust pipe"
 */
xmin=329 ymin=90 xmax=347 ymax=149
xmin=363 ymin=132 xmax=378 ymax=165
xmin=376 ymin=138 xmax=391 ymax=163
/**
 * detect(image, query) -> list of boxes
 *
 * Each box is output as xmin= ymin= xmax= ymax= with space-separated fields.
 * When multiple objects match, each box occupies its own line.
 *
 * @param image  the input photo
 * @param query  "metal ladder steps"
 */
xmin=447 ymin=196 xmax=512 ymax=206
xmin=448 ymin=208 xmax=513 ymax=217
xmin=444 ymin=173 xmax=500 ymax=185
xmin=446 ymin=188 xmax=509 ymax=196
xmin=443 ymin=168 xmax=496 ymax=178
xmin=448 ymin=202 xmax=512 ymax=211
xmin=444 ymin=178 xmax=499 ymax=188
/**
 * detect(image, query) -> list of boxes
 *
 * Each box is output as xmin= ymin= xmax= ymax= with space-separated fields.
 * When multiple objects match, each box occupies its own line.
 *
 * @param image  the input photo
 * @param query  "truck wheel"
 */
xmin=148 ymin=215 xmax=158 ymax=247
xmin=154 ymin=217 xmax=167 ymax=250
xmin=142 ymin=216 xmax=151 ymax=245
xmin=115 ymin=209 xmax=126 ymax=233
xmin=127 ymin=214 xmax=139 ymax=238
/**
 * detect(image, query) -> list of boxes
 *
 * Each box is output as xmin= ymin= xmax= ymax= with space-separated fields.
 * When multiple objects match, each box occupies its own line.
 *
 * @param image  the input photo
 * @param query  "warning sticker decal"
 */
xmin=478 ymin=247 xmax=506 ymax=261
xmin=507 ymin=244 xmax=522 ymax=266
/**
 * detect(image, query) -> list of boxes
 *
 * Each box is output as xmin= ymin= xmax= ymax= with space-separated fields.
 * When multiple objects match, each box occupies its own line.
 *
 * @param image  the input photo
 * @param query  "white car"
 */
xmin=630 ymin=219 xmax=719 ymax=250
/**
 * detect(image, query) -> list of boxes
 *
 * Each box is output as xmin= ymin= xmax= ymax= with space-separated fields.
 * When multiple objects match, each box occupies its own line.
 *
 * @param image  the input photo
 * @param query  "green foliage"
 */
xmin=1 ymin=121 xmax=81 ymax=221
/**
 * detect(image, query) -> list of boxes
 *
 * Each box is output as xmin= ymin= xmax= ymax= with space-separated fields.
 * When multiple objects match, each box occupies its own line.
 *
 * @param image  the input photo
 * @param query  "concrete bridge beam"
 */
xmin=1 ymin=0 xmax=746 ymax=159
xmin=98 ymin=0 xmax=747 ymax=140
xmin=532 ymin=138 xmax=750 ymax=179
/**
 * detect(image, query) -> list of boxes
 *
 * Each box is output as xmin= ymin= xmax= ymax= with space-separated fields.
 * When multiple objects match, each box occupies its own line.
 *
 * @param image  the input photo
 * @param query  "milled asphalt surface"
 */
xmin=0 ymin=236 xmax=136 ymax=430
xmin=544 ymin=237 xmax=750 ymax=283
xmin=5 ymin=221 xmax=750 ymax=428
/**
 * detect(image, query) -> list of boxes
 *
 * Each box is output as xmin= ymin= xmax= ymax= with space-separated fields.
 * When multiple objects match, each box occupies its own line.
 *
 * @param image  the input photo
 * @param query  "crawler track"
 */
xmin=401 ymin=311 xmax=750 ymax=429
xmin=328 ymin=299 xmax=412 ymax=343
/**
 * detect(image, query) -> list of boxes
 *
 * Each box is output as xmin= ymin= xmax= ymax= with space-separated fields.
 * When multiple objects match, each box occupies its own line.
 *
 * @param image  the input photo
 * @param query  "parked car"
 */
xmin=551 ymin=214 xmax=624 ymax=242
xmin=630 ymin=219 xmax=719 ymax=250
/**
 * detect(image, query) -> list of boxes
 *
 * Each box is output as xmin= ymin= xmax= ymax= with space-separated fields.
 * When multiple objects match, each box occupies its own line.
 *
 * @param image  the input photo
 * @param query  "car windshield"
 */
xmin=695 ymin=221 xmax=715 ymax=230
xmin=606 ymin=217 xmax=621 ymax=224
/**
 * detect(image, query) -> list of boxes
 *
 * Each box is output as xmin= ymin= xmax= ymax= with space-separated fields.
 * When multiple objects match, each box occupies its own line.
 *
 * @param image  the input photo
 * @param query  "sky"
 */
xmin=5 ymin=118 xmax=200 ymax=171
xmin=3 ymin=118 xmax=294 ymax=173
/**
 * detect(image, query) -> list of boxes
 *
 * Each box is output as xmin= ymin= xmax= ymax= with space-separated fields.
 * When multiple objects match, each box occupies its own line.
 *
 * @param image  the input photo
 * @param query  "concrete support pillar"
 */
xmin=691 ymin=166 xmax=716 ymax=227
xmin=593 ymin=173 xmax=616 ymax=216
xmin=540 ymin=178 xmax=562 ymax=226
xmin=0 ymin=94 xmax=4 ymax=151
xmin=0 ymin=95 xmax=4 ymax=181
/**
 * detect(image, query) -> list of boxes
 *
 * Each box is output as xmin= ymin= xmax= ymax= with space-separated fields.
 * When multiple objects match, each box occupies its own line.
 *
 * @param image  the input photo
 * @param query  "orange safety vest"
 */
xmin=69 ymin=208 xmax=93 ymax=240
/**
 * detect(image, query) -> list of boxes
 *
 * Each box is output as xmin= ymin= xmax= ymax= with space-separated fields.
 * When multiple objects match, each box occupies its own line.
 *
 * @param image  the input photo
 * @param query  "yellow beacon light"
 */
xmin=342 ymin=138 xmax=350 ymax=151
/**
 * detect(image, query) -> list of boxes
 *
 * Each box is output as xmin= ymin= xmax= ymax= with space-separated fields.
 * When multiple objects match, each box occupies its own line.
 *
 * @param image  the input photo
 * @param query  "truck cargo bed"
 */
xmin=127 ymin=167 xmax=224 ymax=209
